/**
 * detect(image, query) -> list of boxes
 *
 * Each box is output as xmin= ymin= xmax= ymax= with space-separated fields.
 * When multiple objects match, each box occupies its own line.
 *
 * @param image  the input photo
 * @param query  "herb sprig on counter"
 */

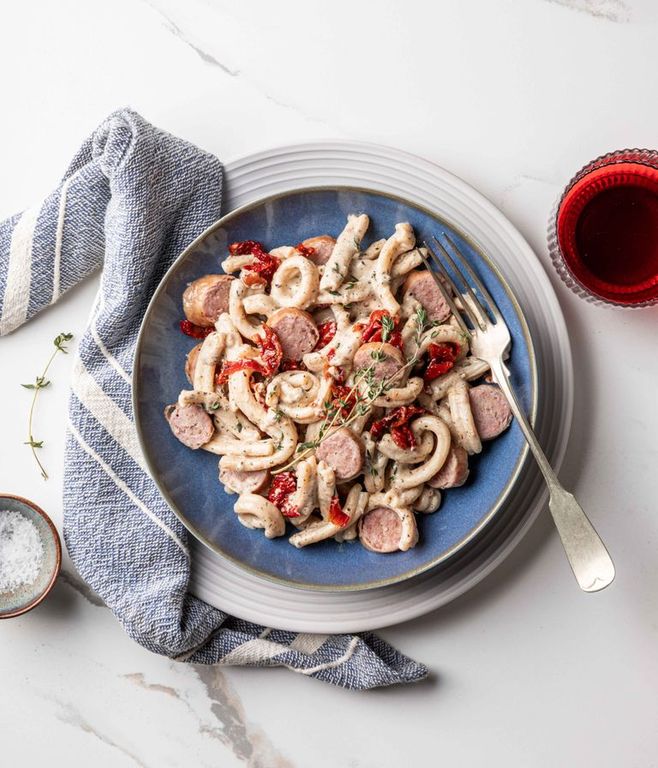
xmin=21 ymin=332 xmax=73 ymax=479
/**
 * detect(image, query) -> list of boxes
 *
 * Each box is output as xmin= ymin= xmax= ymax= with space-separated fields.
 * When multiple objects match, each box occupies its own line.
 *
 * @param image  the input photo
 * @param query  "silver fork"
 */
xmin=422 ymin=234 xmax=615 ymax=593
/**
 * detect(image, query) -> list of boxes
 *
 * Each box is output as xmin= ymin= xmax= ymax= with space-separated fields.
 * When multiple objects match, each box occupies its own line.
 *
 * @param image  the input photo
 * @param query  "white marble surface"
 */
xmin=1 ymin=0 xmax=657 ymax=765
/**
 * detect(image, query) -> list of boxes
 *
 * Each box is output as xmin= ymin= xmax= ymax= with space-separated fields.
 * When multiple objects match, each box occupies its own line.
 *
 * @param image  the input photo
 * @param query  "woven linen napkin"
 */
xmin=0 ymin=109 xmax=427 ymax=689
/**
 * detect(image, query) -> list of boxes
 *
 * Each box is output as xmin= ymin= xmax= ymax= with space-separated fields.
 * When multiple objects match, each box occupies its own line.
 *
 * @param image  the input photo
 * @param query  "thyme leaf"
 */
xmin=22 ymin=331 xmax=74 ymax=479
xmin=54 ymin=332 xmax=74 ymax=352
xmin=381 ymin=314 xmax=395 ymax=343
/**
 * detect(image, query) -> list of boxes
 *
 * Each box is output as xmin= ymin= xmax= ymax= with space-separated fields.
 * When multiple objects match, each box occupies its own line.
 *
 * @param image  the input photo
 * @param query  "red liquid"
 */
xmin=557 ymin=161 xmax=658 ymax=304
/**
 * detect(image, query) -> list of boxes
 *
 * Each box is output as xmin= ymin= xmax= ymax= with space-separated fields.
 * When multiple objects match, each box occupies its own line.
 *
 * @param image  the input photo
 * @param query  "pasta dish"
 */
xmin=165 ymin=215 xmax=512 ymax=553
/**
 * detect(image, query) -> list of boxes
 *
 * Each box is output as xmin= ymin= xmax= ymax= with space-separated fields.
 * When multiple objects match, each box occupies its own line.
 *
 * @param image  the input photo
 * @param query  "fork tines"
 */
xmin=421 ymin=235 xmax=502 ymax=332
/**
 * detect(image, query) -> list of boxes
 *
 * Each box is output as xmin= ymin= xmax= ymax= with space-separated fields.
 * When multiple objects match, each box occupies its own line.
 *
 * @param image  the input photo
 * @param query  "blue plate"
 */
xmin=134 ymin=188 xmax=536 ymax=591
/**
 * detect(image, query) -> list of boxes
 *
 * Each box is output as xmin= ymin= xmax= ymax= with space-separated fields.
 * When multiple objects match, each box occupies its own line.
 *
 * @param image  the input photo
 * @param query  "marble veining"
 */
xmin=543 ymin=0 xmax=630 ymax=22
xmin=2 ymin=0 xmax=657 ymax=765
xmin=142 ymin=0 xmax=240 ymax=76
xmin=194 ymin=666 xmax=295 ymax=768
xmin=54 ymin=699 xmax=149 ymax=768
xmin=121 ymin=667 xmax=294 ymax=767
xmin=141 ymin=0 xmax=333 ymax=130
xmin=498 ymin=173 xmax=561 ymax=209
xmin=55 ymin=572 xmax=293 ymax=765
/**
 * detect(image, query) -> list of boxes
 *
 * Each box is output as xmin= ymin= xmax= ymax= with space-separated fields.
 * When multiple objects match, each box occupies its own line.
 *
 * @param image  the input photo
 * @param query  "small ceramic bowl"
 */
xmin=0 ymin=494 xmax=62 ymax=619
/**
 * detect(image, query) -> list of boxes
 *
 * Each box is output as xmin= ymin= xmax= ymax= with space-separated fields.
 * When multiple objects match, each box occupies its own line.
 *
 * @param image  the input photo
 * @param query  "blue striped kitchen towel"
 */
xmin=0 ymin=109 xmax=427 ymax=689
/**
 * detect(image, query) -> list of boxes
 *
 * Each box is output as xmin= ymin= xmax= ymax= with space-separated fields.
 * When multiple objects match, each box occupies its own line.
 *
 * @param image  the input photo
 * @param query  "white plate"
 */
xmin=187 ymin=141 xmax=573 ymax=633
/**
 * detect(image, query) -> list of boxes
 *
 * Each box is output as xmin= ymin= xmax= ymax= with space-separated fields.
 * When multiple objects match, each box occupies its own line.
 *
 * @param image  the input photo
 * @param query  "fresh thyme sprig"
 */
xmin=381 ymin=313 xmax=395 ymax=343
xmin=272 ymin=307 xmax=433 ymax=475
xmin=273 ymin=361 xmax=376 ymax=474
xmin=412 ymin=305 xmax=428 ymax=350
xmin=22 ymin=332 xmax=73 ymax=479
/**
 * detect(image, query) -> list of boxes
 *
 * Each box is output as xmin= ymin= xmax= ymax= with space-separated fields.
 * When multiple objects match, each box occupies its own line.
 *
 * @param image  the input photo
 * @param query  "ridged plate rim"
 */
xmin=185 ymin=140 xmax=573 ymax=632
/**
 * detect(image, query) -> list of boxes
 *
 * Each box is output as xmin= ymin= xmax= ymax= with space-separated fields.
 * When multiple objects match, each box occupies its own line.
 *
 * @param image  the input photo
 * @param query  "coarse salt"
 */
xmin=0 ymin=510 xmax=44 ymax=592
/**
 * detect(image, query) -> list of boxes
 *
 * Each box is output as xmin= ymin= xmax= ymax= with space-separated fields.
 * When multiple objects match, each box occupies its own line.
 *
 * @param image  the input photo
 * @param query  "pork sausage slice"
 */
xmin=468 ymin=384 xmax=512 ymax=440
xmin=404 ymin=270 xmax=451 ymax=322
xmin=428 ymin=445 xmax=469 ymax=489
xmin=315 ymin=427 xmax=364 ymax=481
xmin=267 ymin=307 xmax=319 ymax=361
xmin=353 ymin=342 xmax=404 ymax=382
xmin=185 ymin=342 xmax=203 ymax=385
xmin=165 ymin=403 xmax=214 ymax=449
xmin=358 ymin=506 xmax=402 ymax=553
xmin=302 ymin=235 xmax=336 ymax=265
xmin=219 ymin=467 xmax=270 ymax=495
xmin=183 ymin=274 xmax=234 ymax=327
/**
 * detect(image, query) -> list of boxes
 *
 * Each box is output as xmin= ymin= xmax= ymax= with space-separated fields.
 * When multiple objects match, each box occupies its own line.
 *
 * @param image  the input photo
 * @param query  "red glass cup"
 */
xmin=548 ymin=149 xmax=658 ymax=307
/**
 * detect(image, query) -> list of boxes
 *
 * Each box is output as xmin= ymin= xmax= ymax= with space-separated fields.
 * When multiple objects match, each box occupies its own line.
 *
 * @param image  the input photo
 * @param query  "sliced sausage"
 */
xmin=315 ymin=427 xmax=364 ymax=481
xmin=353 ymin=342 xmax=405 ymax=382
xmin=428 ymin=445 xmax=469 ymax=489
xmin=219 ymin=467 xmax=270 ymax=495
xmin=302 ymin=235 xmax=336 ymax=266
xmin=164 ymin=403 xmax=214 ymax=449
xmin=182 ymin=274 xmax=234 ymax=327
xmin=404 ymin=270 xmax=451 ymax=322
xmin=184 ymin=343 xmax=203 ymax=385
xmin=358 ymin=506 xmax=402 ymax=553
xmin=468 ymin=384 xmax=513 ymax=440
xmin=267 ymin=307 xmax=319 ymax=361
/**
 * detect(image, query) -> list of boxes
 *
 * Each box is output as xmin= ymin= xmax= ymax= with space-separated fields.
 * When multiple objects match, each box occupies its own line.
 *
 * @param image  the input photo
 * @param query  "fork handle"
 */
xmin=490 ymin=358 xmax=615 ymax=593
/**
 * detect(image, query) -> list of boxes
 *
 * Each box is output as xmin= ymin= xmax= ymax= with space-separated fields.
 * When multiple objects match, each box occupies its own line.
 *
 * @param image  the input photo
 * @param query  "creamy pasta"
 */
xmin=166 ymin=216 xmax=514 ymax=553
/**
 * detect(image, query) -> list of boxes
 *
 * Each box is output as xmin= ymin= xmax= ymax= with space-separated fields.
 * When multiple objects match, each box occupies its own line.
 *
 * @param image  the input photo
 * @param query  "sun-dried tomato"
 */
xmin=246 ymin=253 xmax=280 ymax=286
xmin=229 ymin=240 xmax=264 ymax=256
xmin=330 ymin=382 xmax=357 ymax=419
xmin=242 ymin=272 xmax=267 ymax=288
xmin=180 ymin=320 xmax=214 ymax=339
xmin=214 ymin=326 xmax=282 ymax=385
xmin=359 ymin=310 xmax=403 ymax=349
xmin=295 ymin=242 xmax=316 ymax=259
xmin=314 ymin=320 xmax=337 ymax=350
xmin=423 ymin=342 xmax=459 ymax=383
xmin=230 ymin=240 xmax=280 ymax=287
xmin=268 ymin=472 xmax=299 ymax=518
xmin=256 ymin=325 xmax=283 ymax=376
xmin=328 ymin=495 xmax=350 ymax=527
xmin=370 ymin=405 xmax=425 ymax=449
xmin=388 ymin=329 xmax=403 ymax=348
xmin=390 ymin=424 xmax=415 ymax=449
xmin=360 ymin=310 xmax=387 ymax=342
xmin=214 ymin=359 xmax=266 ymax=386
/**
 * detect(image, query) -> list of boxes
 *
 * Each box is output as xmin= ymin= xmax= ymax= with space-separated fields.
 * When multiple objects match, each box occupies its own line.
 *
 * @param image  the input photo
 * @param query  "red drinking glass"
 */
xmin=548 ymin=149 xmax=658 ymax=307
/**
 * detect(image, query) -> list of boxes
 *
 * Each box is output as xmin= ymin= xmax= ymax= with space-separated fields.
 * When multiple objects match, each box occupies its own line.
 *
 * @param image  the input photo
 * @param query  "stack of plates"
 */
xmin=180 ymin=142 xmax=573 ymax=632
